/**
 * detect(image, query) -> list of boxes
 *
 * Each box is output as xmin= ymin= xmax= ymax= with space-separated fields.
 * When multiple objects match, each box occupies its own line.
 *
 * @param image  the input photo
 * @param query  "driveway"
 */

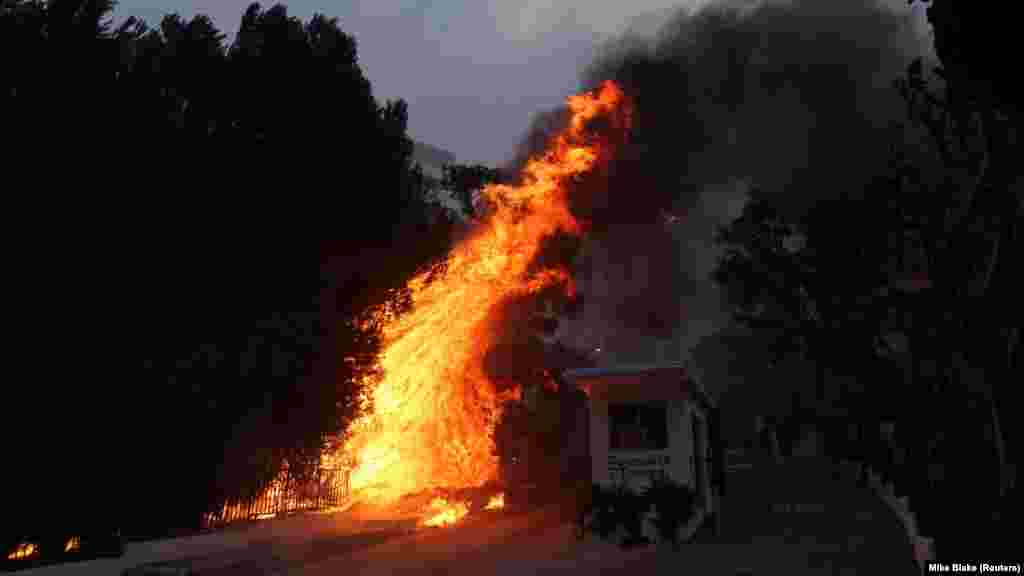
xmin=18 ymin=454 xmax=915 ymax=575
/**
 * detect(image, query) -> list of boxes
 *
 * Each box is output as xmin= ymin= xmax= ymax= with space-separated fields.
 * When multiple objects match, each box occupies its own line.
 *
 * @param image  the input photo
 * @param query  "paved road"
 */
xmin=296 ymin=453 xmax=919 ymax=576
xmin=18 ymin=453 xmax=915 ymax=575
xmin=301 ymin=453 xmax=917 ymax=575
xmin=15 ymin=508 xmax=410 ymax=576
xmin=695 ymin=450 xmax=918 ymax=574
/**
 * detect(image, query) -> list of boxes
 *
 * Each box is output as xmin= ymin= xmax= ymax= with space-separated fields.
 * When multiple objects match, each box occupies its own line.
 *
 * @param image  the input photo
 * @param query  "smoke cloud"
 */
xmin=581 ymin=0 xmax=925 ymax=216
xmin=517 ymin=0 xmax=929 ymax=362
xmin=490 ymin=0 xmax=720 ymax=45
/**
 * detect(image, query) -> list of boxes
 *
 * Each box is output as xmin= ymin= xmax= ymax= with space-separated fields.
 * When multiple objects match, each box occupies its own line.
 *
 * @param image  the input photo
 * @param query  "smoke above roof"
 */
xmin=512 ymin=0 xmax=928 ymax=363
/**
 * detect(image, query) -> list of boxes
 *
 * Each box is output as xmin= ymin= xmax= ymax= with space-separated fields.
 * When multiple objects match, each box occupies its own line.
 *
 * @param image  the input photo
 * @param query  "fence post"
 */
xmin=285 ymin=475 xmax=292 ymax=514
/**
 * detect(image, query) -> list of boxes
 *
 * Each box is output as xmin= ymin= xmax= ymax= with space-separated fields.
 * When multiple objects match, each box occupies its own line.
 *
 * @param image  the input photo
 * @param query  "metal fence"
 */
xmin=201 ymin=466 xmax=350 ymax=529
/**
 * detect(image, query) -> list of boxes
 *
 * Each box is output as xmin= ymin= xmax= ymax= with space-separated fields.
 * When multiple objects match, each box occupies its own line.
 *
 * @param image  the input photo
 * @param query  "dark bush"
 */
xmin=614 ymin=487 xmax=651 ymax=548
xmin=581 ymin=483 xmax=661 ymax=547
xmin=645 ymin=478 xmax=697 ymax=548
xmin=587 ymin=484 xmax=618 ymax=539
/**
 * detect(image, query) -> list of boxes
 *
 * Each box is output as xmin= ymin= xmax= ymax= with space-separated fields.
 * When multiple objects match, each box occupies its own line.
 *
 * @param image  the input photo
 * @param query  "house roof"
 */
xmin=561 ymin=363 xmax=690 ymax=402
xmin=563 ymin=365 xmax=690 ymax=403
xmin=541 ymin=342 xmax=598 ymax=372
xmin=562 ymin=362 xmax=686 ymax=379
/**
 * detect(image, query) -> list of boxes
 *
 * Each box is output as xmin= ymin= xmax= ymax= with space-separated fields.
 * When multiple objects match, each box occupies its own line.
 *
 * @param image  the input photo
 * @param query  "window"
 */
xmin=609 ymin=402 xmax=669 ymax=451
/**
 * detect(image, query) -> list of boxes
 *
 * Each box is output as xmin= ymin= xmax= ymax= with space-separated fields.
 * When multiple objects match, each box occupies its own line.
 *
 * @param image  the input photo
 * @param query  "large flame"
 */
xmin=331 ymin=81 xmax=631 ymax=512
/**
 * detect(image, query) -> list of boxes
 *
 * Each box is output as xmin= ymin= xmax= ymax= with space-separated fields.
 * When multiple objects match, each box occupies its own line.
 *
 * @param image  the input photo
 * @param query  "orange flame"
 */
xmin=484 ymin=493 xmax=505 ymax=510
xmin=421 ymin=497 xmax=471 ymax=527
xmin=331 ymin=81 xmax=631 ymax=513
xmin=64 ymin=536 xmax=81 ymax=553
xmin=7 ymin=542 xmax=38 ymax=561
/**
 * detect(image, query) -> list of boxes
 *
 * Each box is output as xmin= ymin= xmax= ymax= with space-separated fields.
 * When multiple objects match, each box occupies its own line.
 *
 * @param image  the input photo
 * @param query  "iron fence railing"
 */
xmin=201 ymin=466 xmax=350 ymax=529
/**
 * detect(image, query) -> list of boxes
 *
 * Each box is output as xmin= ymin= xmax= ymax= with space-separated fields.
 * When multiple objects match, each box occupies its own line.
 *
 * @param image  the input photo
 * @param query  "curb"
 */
xmin=122 ymin=565 xmax=194 ymax=576
xmin=856 ymin=463 xmax=934 ymax=573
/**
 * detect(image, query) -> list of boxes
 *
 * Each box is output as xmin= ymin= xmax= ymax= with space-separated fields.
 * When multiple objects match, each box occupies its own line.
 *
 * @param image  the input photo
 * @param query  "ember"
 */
xmin=64 ymin=536 xmax=80 ymax=553
xmin=7 ymin=542 xmax=38 ymax=561
xmin=327 ymin=81 xmax=632 ymax=524
xmin=484 ymin=493 xmax=505 ymax=510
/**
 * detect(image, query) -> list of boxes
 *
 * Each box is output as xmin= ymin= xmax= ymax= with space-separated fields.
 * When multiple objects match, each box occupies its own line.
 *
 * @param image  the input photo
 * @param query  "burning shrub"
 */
xmin=492 ymin=392 xmax=564 ymax=510
xmin=327 ymin=82 xmax=630 ymax=517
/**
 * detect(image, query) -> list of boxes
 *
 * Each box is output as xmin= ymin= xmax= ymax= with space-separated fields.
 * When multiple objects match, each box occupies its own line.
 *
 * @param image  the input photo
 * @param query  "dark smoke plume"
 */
xmin=507 ymin=0 xmax=928 ymax=363
xmin=579 ymin=0 xmax=925 ymax=218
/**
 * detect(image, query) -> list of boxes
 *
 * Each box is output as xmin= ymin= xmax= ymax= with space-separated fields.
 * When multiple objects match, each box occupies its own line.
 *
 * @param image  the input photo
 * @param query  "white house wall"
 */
xmin=591 ymin=397 xmax=609 ymax=485
xmin=673 ymin=400 xmax=694 ymax=487
xmin=589 ymin=396 xmax=694 ymax=491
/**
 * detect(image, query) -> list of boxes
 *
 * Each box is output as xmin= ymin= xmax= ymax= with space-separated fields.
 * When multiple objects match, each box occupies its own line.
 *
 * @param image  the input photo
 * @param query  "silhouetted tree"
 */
xmin=492 ymin=390 xmax=563 ymax=508
xmin=713 ymin=181 xmax=932 ymax=465
xmin=712 ymin=197 xmax=809 ymax=367
xmin=713 ymin=2 xmax=1021 ymax=554
xmin=2 ymin=0 xmax=457 ymax=544
xmin=889 ymin=1 xmax=1021 ymax=558
xmin=441 ymin=163 xmax=501 ymax=217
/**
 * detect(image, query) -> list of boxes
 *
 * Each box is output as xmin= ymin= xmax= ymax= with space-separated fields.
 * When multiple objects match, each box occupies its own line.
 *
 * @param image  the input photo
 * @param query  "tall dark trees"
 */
xmin=896 ymin=0 xmax=1020 ymax=558
xmin=713 ymin=1 xmax=1020 ymax=560
xmin=2 ymin=0 xmax=453 ymax=542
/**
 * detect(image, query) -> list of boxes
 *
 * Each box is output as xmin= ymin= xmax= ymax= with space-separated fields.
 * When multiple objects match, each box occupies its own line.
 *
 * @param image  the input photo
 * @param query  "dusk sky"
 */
xmin=108 ymin=0 xmax=926 ymax=167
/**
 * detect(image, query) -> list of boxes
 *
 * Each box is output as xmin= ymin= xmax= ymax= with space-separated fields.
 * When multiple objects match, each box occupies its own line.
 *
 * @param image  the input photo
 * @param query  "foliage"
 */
xmin=898 ymin=2 xmax=1020 ymax=558
xmin=712 ymin=197 xmax=809 ymax=367
xmin=613 ymin=486 xmax=651 ymax=547
xmin=645 ymin=477 xmax=697 ymax=548
xmin=441 ymin=163 xmax=502 ymax=218
xmin=1 ymin=0 xmax=452 ymax=540
xmin=713 ymin=173 xmax=949 ymax=426
xmin=586 ymin=484 xmax=618 ymax=539
xmin=492 ymin=387 xmax=564 ymax=506
xmin=712 ymin=1 xmax=1019 ymax=559
xmin=581 ymin=482 xmax=696 ymax=548
xmin=908 ymin=1 xmax=1020 ymax=123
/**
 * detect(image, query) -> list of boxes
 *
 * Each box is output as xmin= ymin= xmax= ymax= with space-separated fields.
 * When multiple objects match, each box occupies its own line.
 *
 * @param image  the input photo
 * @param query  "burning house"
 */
xmin=561 ymin=364 xmax=723 ymax=537
xmin=521 ymin=170 xmax=724 ymax=535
